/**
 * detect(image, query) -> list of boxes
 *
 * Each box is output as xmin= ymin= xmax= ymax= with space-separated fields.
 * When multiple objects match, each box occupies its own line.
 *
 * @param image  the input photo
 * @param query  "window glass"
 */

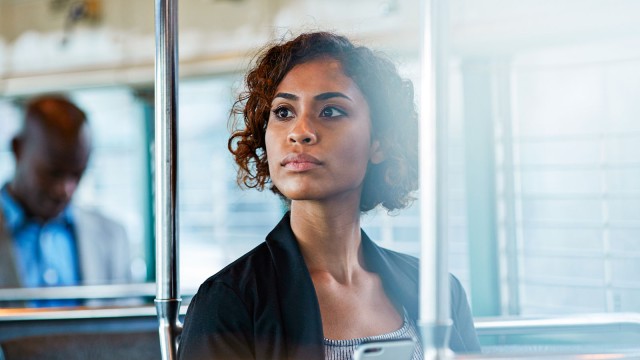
xmin=498 ymin=41 xmax=640 ymax=315
xmin=0 ymin=100 xmax=21 ymax=182
xmin=0 ymin=88 xmax=149 ymax=285
xmin=178 ymin=76 xmax=284 ymax=291
xmin=71 ymin=88 xmax=149 ymax=282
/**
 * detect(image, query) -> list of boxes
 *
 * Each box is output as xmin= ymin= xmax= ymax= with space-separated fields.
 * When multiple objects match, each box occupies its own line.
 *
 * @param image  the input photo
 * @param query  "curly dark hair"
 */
xmin=228 ymin=31 xmax=419 ymax=212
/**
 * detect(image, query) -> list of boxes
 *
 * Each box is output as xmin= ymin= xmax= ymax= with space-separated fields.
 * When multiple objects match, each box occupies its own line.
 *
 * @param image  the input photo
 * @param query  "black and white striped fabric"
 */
xmin=323 ymin=310 xmax=423 ymax=360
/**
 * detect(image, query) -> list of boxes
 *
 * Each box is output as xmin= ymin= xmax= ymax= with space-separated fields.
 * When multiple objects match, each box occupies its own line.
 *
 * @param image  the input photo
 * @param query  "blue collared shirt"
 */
xmin=1 ymin=184 xmax=80 ymax=306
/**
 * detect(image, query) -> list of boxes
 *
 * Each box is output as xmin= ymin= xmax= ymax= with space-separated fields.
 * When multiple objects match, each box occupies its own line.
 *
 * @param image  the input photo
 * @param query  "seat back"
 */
xmin=0 ymin=331 xmax=161 ymax=360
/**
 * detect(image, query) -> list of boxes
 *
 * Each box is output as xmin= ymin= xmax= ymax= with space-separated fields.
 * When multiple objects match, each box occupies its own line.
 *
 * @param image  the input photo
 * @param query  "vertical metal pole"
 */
xmin=154 ymin=0 xmax=181 ymax=359
xmin=419 ymin=0 xmax=452 ymax=358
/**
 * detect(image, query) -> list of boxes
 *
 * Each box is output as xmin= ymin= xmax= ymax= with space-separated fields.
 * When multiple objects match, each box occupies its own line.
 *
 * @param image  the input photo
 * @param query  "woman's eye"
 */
xmin=272 ymin=107 xmax=294 ymax=119
xmin=320 ymin=107 xmax=346 ymax=118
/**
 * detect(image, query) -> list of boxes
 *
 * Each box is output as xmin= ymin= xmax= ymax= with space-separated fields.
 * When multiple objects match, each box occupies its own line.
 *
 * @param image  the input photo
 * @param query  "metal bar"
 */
xmin=419 ymin=0 xmax=452 ymax=358
xmin=154 ymin=0 xmax=179 ymax=306
xmin=458 ymin=352 xmax=640 ymax=359
xmin=2 ymin=308 xmax=639 ymax=336
xmin=0 ymin=283 xmax=157 ymax=301
xmin=154 ymin=0 xmax=181 ymax=358
xmin=0 ymin=305 xmax=189 ymax=322
xmin=474 ymin=313 xmax=640 ymax=335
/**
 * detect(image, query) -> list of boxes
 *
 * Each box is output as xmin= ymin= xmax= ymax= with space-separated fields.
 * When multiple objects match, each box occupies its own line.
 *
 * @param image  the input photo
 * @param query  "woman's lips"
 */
xmin=281 ymin=153 xmax=322 ymax=171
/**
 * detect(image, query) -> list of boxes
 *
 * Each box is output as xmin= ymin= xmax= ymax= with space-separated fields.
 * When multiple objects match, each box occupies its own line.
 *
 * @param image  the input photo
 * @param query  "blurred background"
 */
xmin=1 ymin=0 xmax=640 ymax=351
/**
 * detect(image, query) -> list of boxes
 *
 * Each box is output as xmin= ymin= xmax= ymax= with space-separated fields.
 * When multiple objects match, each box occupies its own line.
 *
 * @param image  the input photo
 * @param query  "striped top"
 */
xmin=323 ymin=311 xmax=423 ymax=360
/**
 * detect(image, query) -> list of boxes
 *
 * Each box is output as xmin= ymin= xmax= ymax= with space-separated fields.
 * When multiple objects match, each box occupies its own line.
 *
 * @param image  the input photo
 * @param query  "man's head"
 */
xmin=9 ymin=95 xmax=91 ymax=222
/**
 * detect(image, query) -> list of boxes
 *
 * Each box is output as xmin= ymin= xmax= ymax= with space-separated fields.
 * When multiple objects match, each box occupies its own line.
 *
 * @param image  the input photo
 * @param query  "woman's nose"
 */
xmin=287 ymin=116 xmax=317 ymax=145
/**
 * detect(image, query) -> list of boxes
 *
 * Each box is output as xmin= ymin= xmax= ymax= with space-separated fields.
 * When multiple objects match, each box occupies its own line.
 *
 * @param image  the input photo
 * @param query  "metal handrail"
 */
xmin=0 ymin=305 xmax=189 ymax=322
xmin=154 ymin=0 xmax=181 ymax=358
xmin=475 ymin=313 xmax=640 ymax=335
xmin=419 ymin=0 xmax=453 ymax=357
xmin=1 ymin=307 xmax=638 ymax=334
xmin=0 ymin=283 xmax=157 ymax=301
xmin=471 ymin=314 xmax=640 ymax=360
xmin=458 ymin=352 xmax=640 ymax=359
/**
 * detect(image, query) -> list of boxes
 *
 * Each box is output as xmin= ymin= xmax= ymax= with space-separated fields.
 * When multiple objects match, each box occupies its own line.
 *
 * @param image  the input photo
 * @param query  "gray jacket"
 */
xmin=0 ymin=206 xmax=131 ymax=290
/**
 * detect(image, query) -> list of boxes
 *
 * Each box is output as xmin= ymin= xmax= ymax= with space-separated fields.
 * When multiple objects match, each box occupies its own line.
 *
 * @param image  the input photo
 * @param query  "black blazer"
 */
xmin=178 ymin=213 xmax=480 ymax=360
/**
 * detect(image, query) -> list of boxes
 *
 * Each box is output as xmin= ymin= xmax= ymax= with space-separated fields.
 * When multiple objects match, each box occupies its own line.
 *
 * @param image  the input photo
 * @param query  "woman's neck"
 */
xmin=289 ymin=199 xmax=364 ymax=284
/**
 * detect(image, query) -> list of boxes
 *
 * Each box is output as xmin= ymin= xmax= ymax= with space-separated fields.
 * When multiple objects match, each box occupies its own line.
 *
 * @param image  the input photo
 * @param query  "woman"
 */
xmin=178 ymin=32 xmax=480 ymax=360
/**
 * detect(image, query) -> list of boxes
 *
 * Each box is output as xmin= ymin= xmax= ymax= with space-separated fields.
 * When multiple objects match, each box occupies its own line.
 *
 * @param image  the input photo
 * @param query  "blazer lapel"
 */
xmin=361 ymin=231 xmax=420 ymax=320
xmin=265 ymin=213 xmax=324 ymax=360
xmin=71 ymin=208 xmax=100 ymax=285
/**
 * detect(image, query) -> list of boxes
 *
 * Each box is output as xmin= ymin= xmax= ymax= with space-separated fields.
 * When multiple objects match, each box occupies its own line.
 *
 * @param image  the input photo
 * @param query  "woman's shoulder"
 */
xmin=378 ymin=247 xmax=419 ymax=265
xmin=371 ymin=244 xmax=468 ymax=300
xmin=194 ymin=241 xmax=274 ymax=297
xmin=370 ymin=244 xmax=420 ymax=282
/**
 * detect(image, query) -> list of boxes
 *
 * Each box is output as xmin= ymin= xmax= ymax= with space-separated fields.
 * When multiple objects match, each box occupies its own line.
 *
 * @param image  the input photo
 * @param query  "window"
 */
xmin=0 ymin=89 xmax=150 ymax=284
xmin=501 ymin=40 xmax=640 ymax=315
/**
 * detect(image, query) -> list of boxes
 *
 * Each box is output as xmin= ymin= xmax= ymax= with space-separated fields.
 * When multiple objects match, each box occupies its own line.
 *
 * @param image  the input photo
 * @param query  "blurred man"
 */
xmin=0 ymin=95 xmax=131 ymax=306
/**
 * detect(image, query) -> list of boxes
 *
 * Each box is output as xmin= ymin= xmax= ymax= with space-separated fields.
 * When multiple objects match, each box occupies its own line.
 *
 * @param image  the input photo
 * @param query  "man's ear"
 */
xmin=370 ymin=140 xmax=385 ymax=165
xmin=11 ymin=136 xmax=23 ymax=161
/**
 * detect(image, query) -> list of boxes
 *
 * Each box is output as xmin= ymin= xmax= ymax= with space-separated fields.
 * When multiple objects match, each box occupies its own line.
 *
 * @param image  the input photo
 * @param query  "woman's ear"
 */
xmin=369 ymin=140 xmax=384 ymax=164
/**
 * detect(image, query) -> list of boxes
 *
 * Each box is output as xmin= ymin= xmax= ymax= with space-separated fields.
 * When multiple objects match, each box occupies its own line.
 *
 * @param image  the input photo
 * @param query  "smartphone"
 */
xmin=353 ymin=339 xmax=415 ymax=360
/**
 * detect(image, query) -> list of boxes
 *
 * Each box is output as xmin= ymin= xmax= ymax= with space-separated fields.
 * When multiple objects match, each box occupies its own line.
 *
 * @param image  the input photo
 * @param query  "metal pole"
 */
xmin=154 ymin=0 xmax=181 ymax=359
xmin=419 ymin=0 xmax=452 ymax=358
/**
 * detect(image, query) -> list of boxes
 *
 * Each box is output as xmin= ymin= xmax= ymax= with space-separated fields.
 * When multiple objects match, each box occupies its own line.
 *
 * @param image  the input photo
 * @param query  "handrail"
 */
xmin=0 ymin=283 xmax=157 ymax=301
xmin=419 ymin=0 xmax=453 ymax=357
xmin=0 ymin=305 xmax=189 ymax=322
xmin=470 ymin=314 xmax=640 ymax=358
xmin=154 ymin=0 xmax=181 ymax=359
xmin=1 ymin=307 xmax=638 ymax=335
xmin=458 ymin=352 xmax=640 ymax=359
xmin=475 ymin=313 xmax=640 ymax=335
xmin=0 ymin=284 xmax=198 ymax=302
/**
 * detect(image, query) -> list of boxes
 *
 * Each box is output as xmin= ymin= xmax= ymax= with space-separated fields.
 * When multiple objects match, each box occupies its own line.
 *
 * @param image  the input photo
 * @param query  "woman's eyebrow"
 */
xmin=273 ymin=92 xmax=352 ymax=101
xmin=314 ymin=92 xmax=351 ymax=101
xmin=274 ymin=92 xmax=298 ymax=100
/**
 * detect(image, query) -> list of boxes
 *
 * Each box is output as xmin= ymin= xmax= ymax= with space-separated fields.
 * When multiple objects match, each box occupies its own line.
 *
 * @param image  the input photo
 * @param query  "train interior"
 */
xmin=1 ymin=0 xmax=640 ymax=358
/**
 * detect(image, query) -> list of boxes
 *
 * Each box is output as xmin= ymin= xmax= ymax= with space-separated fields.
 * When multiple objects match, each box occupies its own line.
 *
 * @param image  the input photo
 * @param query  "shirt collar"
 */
xmin=0 ymin=183 xmax=74 ymax=232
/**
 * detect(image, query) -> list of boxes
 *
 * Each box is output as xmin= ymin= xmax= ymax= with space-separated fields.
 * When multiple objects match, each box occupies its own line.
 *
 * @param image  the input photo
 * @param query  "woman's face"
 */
xmin=265 ymin=57 xmax=384 ymax=204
